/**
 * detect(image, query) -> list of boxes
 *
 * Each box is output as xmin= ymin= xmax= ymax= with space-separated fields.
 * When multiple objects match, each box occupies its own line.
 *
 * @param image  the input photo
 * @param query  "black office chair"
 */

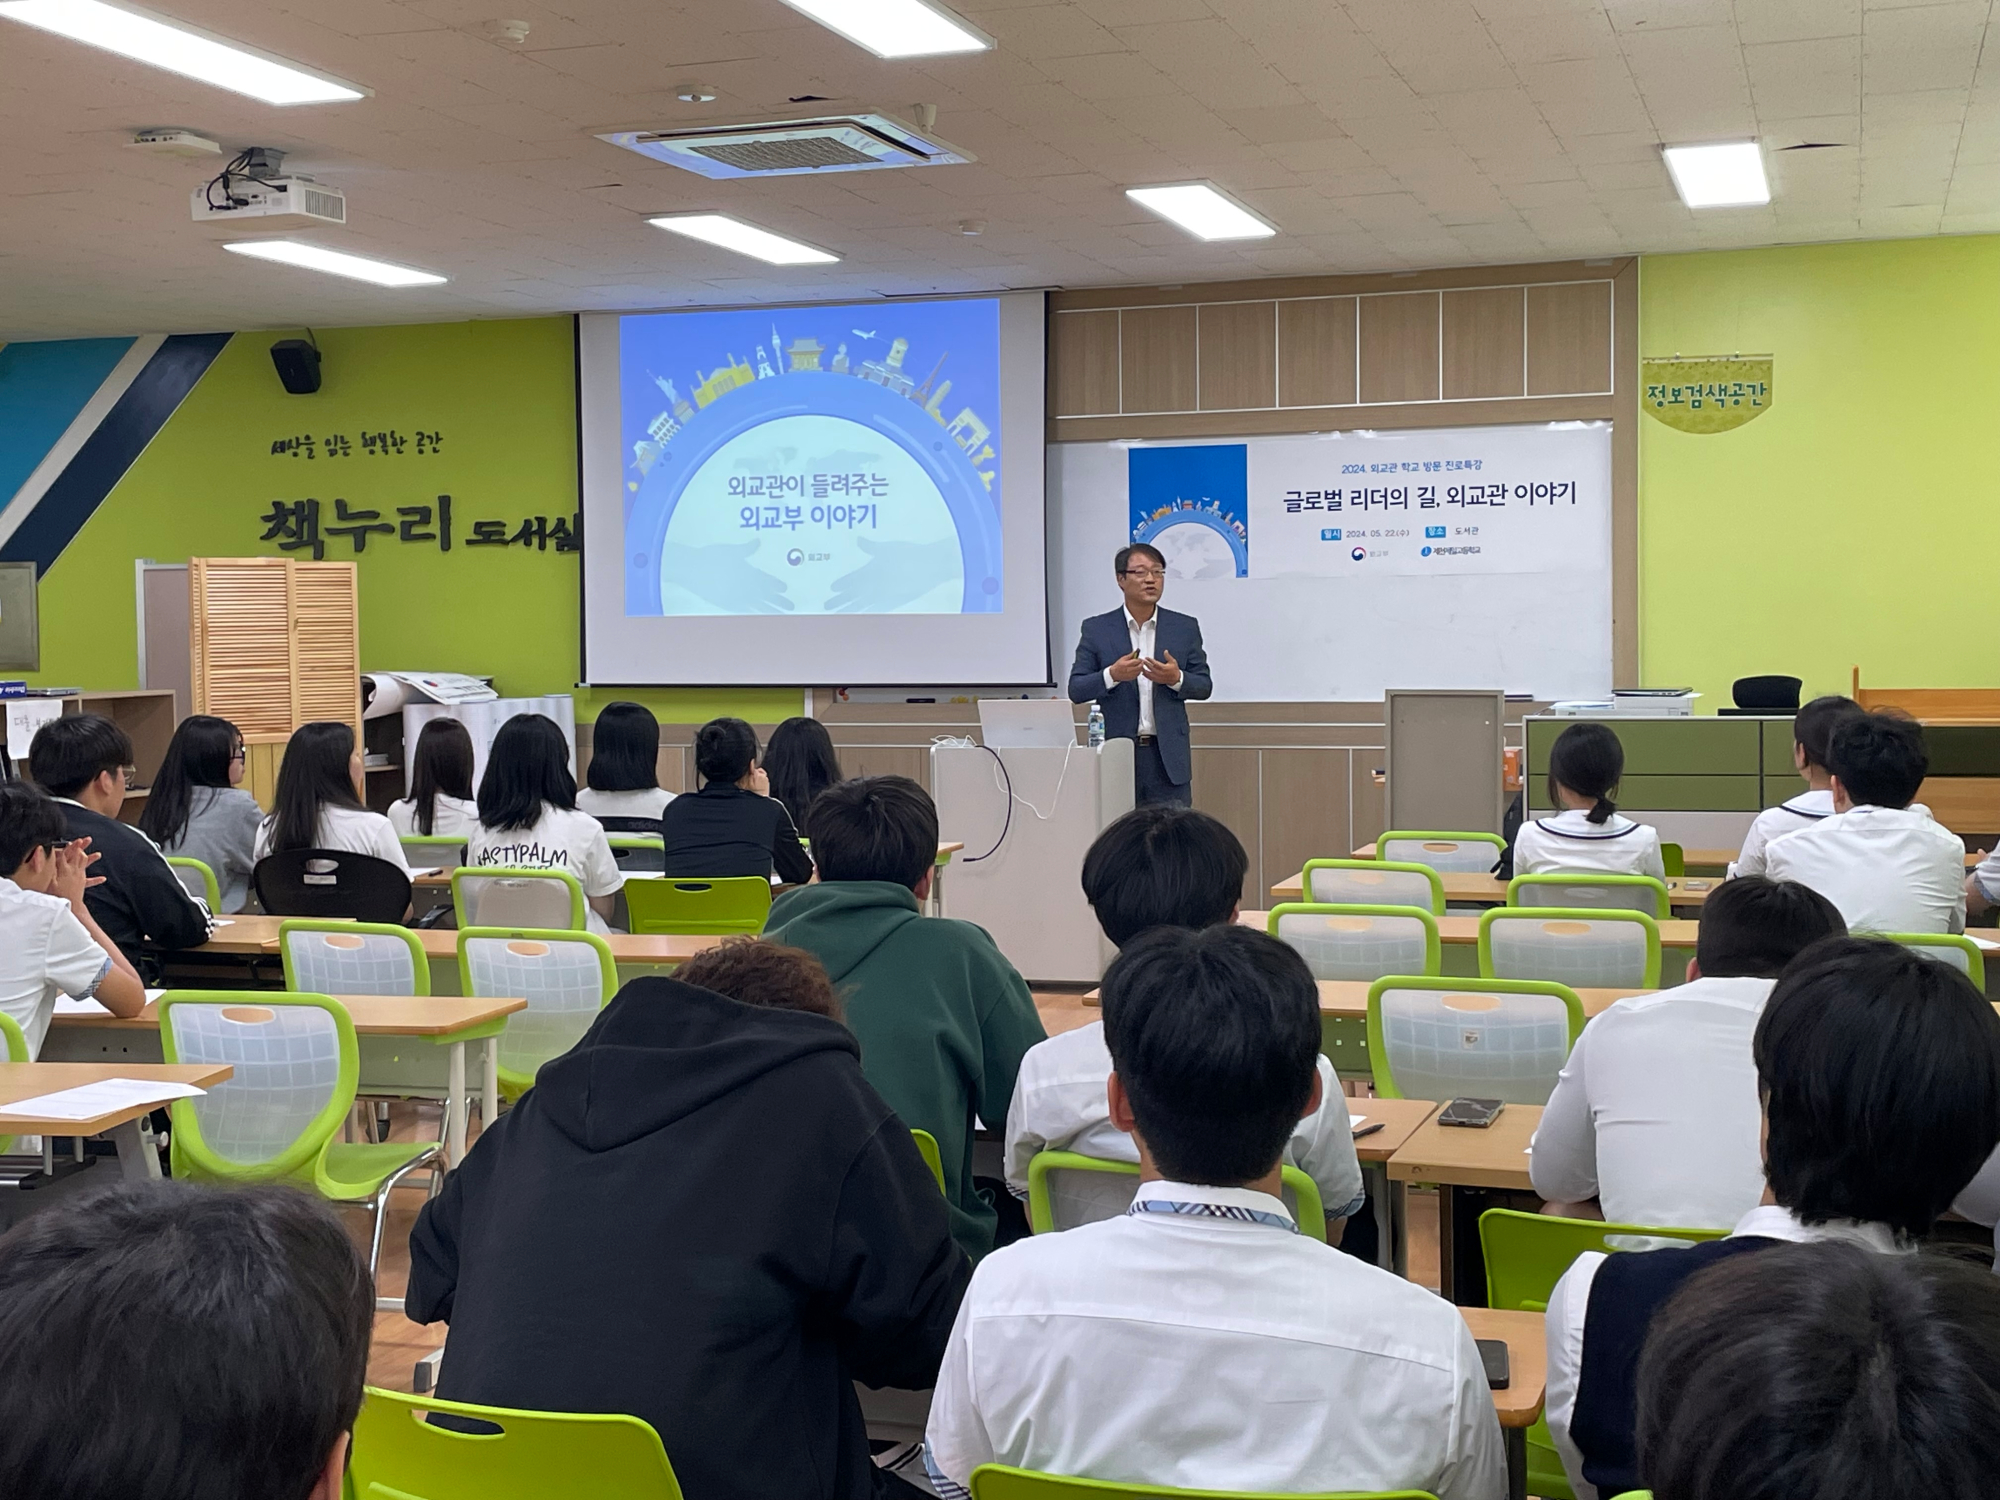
xmin=1720 ymin=675 xmax=1804 ymax=717
xmin=252 ymin=849 xmax=412 ymax=924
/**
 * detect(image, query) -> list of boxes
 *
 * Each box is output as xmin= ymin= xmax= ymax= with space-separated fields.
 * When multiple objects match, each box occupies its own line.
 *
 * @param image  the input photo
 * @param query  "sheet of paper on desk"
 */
xmin=1350 ymin=1114 xmax=1366 ymax=1127
xmin=52 ymin=998 xmax=111 ymax=1017
xmin=0 ymin=1078 xmax=206 ymax=1122
xmin=145 ymin=989 xmax=166 ymax=1002
xmin=407 ymin=867 xmax=442 ymax=878
xmin=1972 ymin=936 xmax=2000 ymax=951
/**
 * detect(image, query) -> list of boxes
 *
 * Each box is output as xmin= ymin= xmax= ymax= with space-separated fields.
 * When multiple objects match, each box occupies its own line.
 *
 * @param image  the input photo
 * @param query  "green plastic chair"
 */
xmin=969 ymin=1467 xmax=1432 ymax=1499
xmin=165 ymin=855 xmax=221 ymax=910
xmin=157 ymin=992 xmax=443 ymax=1282
xmin=1480 ymin=1208 xmax=1725 ymax=1500
xmin=1659 ymin=843 xmax=1684 ymax=877
xmin=1024 ymin=1150 xmax=1327 ymax=1244
xmin=279 ymin=919 xmax=429 ymax=996
xmin=1609 ymin=1493 xmax=1653 ymax=1500
xmin=1302 ymin=859 xmax=1445 ymax=914
xmin=1508 ymin=872 xmax=1671 ymax=919
xmin=1367 ymin=976 xmax=1584 ymax=1105
xmin=0 ymin=1011 xmax=28 ymax=1155
xmin=606 ymin=834 xmax=665 ymax=873
xmin=1883 ymin=931 xmax=1986 ymax=988
xmin=399 ymin=834 xmax=468 ymax=872
xmin=1375 ymin=831 xmax=1506 ymax=874
xmin=1267 ymin=903 xmax=1442 ymax=980
xmin=911 ymin=1126 xmax=946 ymax=1193
xmin=1479 ymin=907 xmax=1662 ymax=989
xmin=624 ymin=875 xmax=772 ymax=935
xmin=458 ymin=927 xmax=617 ymax=1099
xmin=348 ymin=1387 xmax=683 ymax=1499
xmin=451 ymin=866 xmax=586 ymax=931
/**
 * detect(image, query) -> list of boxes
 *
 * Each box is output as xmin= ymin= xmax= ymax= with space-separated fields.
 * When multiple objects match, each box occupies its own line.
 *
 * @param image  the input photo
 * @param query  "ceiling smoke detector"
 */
xmin=480 ymin=19 xmax=530 ymax=43
xmin=674 ymin=82 xmax=718 ymax=103
xmin=128 ymin=128 xmax=221 ymax=157
xmin=598 ymin=110 xmax=972 ymax=179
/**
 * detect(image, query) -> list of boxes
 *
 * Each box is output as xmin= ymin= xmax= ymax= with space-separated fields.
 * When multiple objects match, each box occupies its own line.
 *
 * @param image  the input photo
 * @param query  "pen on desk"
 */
xmin=1352 ymin=1121 xmax=1386 ymax=1140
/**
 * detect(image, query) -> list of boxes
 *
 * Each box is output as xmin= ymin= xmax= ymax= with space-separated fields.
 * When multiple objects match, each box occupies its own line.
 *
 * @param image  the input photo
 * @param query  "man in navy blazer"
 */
xmin=1066 ymin=543 xmax=1213 ymax=806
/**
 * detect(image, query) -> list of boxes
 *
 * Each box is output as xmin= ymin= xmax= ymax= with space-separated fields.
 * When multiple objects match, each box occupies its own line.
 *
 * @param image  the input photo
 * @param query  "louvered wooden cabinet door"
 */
xmin=291 ymin=563 xmax=361 ymax=732
xmin=189 ymin=558 xmax=297 ymax=736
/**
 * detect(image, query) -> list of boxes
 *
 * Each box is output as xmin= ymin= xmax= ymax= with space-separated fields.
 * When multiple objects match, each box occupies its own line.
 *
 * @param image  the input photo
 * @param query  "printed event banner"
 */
xmin=1640 ymin=356 xmax=1773 ymax=433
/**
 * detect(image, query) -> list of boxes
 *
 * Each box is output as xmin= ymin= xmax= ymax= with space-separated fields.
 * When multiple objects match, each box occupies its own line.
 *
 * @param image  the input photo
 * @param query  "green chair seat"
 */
xmin=319 ymin=1139 xmax=445 ymax=1200
xmin=970 ymin=1466 xmax=1433 ymax=1498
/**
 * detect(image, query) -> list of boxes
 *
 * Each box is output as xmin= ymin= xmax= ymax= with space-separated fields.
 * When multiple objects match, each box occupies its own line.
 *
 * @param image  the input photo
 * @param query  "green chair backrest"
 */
xmin=605 ymin=835 xmax=666 ymax=875
xmin=1302 ymin=859 xmax=1445 ymax=914
xmin=0 ymin=1011 xmax=27 ymax=1155
xmin=1367 ymin=977 xmax=1584 ymax=1105
xmin=1267 ymin=903 xmax=1441 ymax=981
xmin=348 ymin=1387 xmax=683 ymax=1499
xmin=278 ymin=919 xmax=430 ymax=996
xmin=969 ymin=1466 xmax=1433 ymax=1499
xmin=911 ymin=1127 xmax=946 ymax=1192
xmin=158 ymin=992 xmax=357 ymax=1184
xmin=165 ymin=855 xmax=221 ymax=910
xmin=1024 ymin=1150 xmax=1326 ymax=1243
xmin=457 ymin=927 xmax=618 ymax=1096
xmin=1609 ymin=1493 xmax=1654 ymax=1500
xmin=1376 ymin=831 xmax=1506 ymax=873
xmin=451 ymin=866 xmax=586 ymax=931
xmin=1508 ymin=872 xmax=1670 ymax=918
xmin=623 ymin=875 xmax=772 ymax=936
xmin=1659 ymin=842 xmax=1685 ymax=877
xmin=1883 ymin=931 xmax=1986 ymax=988
xmin=1480 ymin=1208 xmax=1726 ymax=1314
xmin=399 ymin=835 xmax=468 ymax=871
xmin=1479 ymin=907 xmax=1662 ymax=989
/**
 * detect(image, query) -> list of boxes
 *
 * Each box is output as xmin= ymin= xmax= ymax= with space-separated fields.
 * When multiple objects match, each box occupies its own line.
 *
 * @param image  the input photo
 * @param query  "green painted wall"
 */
xmin=1640 ymin=236 xmax=2000 ymax=706
xmin=25 ymin=318 xmax=796 ymax=722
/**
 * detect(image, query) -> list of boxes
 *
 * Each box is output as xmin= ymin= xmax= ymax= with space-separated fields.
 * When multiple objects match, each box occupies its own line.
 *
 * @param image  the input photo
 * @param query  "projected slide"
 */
xmin=618 ymin=298 xmax=1003 ymax=617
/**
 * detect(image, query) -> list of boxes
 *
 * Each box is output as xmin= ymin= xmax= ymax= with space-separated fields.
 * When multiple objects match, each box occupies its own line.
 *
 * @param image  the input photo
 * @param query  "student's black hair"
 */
xmin=1637 ymin=1241 xmax=2000 ymax=1500
xmin=1754 ymin=936 xmax=2000 ymax=1238
xmin=0 ymin=781 xmax=68 ymax=877
xmin=1114 ymin=543 xmax=1166 ymax=576
xmin=762 ymin=716 xmax=843 ymax=829
xmin=1826 ymin=710 xmax=1928 ymax=809
xmin=806 ymin=774 xmax=937 ymax=889
xmin=0 ymin=1179 xmax=372 ymax=1500
xmin=476 ymin=713 xmax=576 ymax=832
xmin=1792 ymin=693 xmax=1862 ymax=773
xmin=694 ymin=716 xmax=759 ymax=785
xmin=1692 ymin=876 xmax=1845 ymax=980
xmin=265 ymin=722 xmax=363 ymax=856
xmin=585 ymin=702 xmax=662 ymax=794
xmin=1100 ymin=924 xmax=1320 ymax=1186
xmin=138 ymin=715 xmax=242 ymax=849
xmin=1546 ymin=721 xmax=1624 ymax=825
xmin=1081 ymin=805 xmax=1247 ymax=946
xmin=26 ymin=713 xmax=132 ymax=800
xmin=405 ymin=718 xmax=475 ymax=837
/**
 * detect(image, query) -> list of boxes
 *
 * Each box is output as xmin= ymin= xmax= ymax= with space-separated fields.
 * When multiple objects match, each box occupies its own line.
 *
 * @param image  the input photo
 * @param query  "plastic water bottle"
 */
xmin=1087 ymin=702 xmax=1105 ymax=748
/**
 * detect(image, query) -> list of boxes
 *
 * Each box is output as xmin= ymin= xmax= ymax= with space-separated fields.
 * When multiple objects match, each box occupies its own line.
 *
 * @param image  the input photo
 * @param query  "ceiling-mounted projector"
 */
xmin=190 ymin=174 xmax=345 ymax=225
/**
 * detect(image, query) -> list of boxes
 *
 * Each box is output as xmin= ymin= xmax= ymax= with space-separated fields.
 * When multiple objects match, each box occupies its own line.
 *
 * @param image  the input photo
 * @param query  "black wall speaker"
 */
xmin=270 ymin=338 xmax=322 ymax=394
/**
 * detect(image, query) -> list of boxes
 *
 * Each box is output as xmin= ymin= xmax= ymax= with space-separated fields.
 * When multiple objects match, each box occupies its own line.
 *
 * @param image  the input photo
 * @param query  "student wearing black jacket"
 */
xmin=28 ymin=714 xmax=210 ymax=971
xmin=660 ymin=716 xmax=815 ymax=884
xmin=405 ymin=943 xmax=968 ymax=1500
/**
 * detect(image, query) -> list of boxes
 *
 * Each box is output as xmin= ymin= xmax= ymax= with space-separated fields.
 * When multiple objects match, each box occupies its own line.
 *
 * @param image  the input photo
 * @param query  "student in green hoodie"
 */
xmin=765 ymin=774 xmax=1047 ymax=1261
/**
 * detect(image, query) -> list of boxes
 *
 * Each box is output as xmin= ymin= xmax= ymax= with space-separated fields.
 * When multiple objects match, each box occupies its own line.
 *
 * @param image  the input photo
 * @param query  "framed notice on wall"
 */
xmin=0 ymin=562 xmax=39 ymax=671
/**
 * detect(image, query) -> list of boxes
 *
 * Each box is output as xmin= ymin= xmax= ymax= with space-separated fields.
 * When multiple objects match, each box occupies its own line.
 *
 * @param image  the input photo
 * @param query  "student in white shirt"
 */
xmin=386 ymin=718 xmax=479 ymax=842
xmin=1532 ymin=876 xmax=1845 ymax=1229
xmin=1005 ymin=805 xmax=1364 ymax=1241
xmin=1513 ymin=721 xmax=1666 ymax=879
xmin=1542 ymin=937 xmax=2000 ymax=1500
xmin=466 ymin=712 xmax=623 ymax=933
xmin=0 ymin=783 xmax=146 ymax=1056
xmin=928 ymin=924 xmax=1505 ymax=1500
xmin=576 ymin=701 xmax=675 ymax=824
xmin=1763 ymin=710 xmax=1965 ymax=933
xmin=1730 ymin=694 xmax=1860 ymax=877
xmin=254 ymin=722 xmax=410 ymax=874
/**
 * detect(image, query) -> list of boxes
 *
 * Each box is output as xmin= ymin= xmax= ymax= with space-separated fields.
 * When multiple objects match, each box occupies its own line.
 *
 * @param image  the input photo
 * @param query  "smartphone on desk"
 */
xmin=1476 ymin=1338 xmax=1511 ymax=1390
xmin=1437 ymin=1097 xmax=1505 ymax=1128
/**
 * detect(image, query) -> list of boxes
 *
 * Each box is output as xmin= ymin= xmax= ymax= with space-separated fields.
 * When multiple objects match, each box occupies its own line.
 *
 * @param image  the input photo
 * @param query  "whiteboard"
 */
xmin=1048 ymin=423 xmax=1614 ymax=703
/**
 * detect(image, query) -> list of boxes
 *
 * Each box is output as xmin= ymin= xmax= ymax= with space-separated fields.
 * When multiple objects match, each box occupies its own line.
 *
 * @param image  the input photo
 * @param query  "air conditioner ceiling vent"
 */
xmin=597 ymin=112 xmax=974 ymax=180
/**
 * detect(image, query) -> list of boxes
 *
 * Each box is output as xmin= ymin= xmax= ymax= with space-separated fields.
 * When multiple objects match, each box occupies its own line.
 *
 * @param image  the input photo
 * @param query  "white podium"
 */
xmin=930 ymin=738 xmax=1135 ymax=983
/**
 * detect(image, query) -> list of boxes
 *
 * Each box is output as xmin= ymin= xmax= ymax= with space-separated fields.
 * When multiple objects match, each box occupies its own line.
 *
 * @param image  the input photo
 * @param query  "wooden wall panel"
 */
xmin=1277 ymin=298 xmax=1357 ymax=408
xmin=1358 ymin=292 xmax=1441 ymax=405
xmin=1190 ymin=747 xmax=1263 ymax=904
xmin=1118 ymin=306 xmax=1198 ymax=414
xmin=1443 ymin=286 xmax=1526 ymax=400
xmin=1526 ymin=280 xmax=1613 ymax=395
xmin=1197 ymin=301 xmax=1276 ymax=411
xmin=1051 ymin=309 xmax=1121 ymax=417
xmin=1260 ymin=750 xmax=1352 ymax=904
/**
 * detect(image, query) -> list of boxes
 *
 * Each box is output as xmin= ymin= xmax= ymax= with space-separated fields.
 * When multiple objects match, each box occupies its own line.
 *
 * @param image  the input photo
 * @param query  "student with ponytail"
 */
xmin=1513 ymin=721 xmax=1666 ymax=878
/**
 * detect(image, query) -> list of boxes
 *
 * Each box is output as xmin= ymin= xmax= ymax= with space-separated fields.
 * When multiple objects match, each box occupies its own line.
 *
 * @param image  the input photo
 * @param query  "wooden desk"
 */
xmin=1462 ymin=1305 xmax=1546 ymax=1500
xmin=1388 ymin=1101 xmax=1541 ymax=1306
xmin=190 ymin=916 xmax=724 ymax=968
xmin=1240 ymin=910 xmax=1702 ymax=950
xmin=0 ymin=1062 xmax=231 ymax=1180
xmin=1275 ymin=869 xmax=1718 ymax=909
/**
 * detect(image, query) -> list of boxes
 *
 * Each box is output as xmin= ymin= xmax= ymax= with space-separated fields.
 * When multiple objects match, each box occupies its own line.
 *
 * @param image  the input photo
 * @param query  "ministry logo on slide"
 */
xmin=1350 ymin=546 xmax=1367 ymax=562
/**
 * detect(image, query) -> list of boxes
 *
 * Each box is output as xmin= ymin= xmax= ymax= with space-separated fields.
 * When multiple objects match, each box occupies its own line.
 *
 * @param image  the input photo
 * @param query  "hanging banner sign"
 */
xmin=1641 ymin=356 xmax=1773 ymax=433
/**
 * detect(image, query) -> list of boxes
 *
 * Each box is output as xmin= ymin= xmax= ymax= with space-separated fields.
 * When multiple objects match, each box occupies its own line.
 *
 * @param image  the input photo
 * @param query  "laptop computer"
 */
xmin=976 ymin=698 xmax=1079 ymax=750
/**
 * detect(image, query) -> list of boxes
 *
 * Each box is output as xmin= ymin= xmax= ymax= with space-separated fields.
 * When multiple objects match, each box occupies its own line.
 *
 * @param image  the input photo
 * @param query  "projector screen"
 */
xmin=578 ymin=293 xmax=1048 ymax=686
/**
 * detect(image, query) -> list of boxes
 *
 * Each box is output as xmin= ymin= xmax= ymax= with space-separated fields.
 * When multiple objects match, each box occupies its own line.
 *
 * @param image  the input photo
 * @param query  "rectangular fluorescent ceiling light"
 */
xmin=0 ymin=0 xmax=365 ymax=104
xmin=224 ymin=241 xmax=445 ymax=287
xmin=1125 ymin=182 xmax=1277 ymax=241
xmin=776 ymin=0 xmax=990 ymax=58
xmin=1663 ymin=141 xmax=1769 ymax=208
xmin=648 ymin=215 xmax=838 ymax=265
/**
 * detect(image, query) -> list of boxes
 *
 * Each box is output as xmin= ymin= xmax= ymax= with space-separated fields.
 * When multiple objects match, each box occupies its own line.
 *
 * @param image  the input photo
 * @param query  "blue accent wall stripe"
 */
xmin=0 ymin=333 xmax=232 ymax=575
xmin=0 ymin=337 xmax=137 ymax=509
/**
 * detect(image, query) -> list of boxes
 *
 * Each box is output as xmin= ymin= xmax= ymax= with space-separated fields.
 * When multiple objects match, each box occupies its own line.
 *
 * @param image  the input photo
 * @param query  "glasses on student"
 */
xmin=230 ymin=746 xmax=247 ymax=762
xmin=1122 ymin=567 xmax=1165 ymax=581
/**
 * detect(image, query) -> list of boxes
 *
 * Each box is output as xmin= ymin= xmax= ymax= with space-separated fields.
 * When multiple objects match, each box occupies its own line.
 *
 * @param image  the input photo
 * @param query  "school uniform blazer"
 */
xmin=1065 ymin=607 xmax=1212 ymax=786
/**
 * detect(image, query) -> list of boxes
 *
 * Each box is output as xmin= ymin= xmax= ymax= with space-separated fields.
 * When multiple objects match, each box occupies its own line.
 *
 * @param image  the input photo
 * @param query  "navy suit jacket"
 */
xmin=1066 ymin=606 xmax=1212 ymax=785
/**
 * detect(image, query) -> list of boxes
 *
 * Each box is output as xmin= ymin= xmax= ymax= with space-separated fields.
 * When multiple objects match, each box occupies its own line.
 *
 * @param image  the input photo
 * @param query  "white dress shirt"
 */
xmin=576 ymin=786 xmax=675 ymax=821
xmin=1544 ymin=1204 xmax=1910 ymax=1500
xmin=386 ymin=794 xmax=480 ymax=841
xmin=1003 ymin=1021 xmax=1366 ymax=1219
xmin=1530 ymin=976 xmax=1772 ymax=1229
xmin=1102 ymin=608 xmax=1158 ymax=736
xmin=0 ymin=877 xmax=113 ymax=1058
xmin=255 ymin=804 xmax=411 ymax=872
xmin=925 ymin=1179 xmax=1506 ymax=1500
xmin=1513 ymin=810 xmax=1666 ymax=880
xmin=1730 ymin=789 xmax=1833 ymax=878
xmin=1763 ymin=802 xmax=1965 ymax=934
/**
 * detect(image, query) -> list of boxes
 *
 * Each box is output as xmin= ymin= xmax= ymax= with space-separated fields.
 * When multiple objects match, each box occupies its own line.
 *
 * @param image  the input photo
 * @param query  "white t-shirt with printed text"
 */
xmin=467 ymin=804 xmax=624 ymax=932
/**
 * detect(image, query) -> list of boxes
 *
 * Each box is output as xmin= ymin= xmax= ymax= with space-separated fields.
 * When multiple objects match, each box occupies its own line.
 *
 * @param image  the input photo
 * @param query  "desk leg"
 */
xmin=446 ymin=1041 xmax=467 ymax=1167
xmin=106 ymin=1120 xmax=160 ymax=1182
xmin=1367 ymin=1165 xmax=1392 ymax=1273
xmin=1388 ymin=1177 xmax=1408 ymax=1278
xmin=1505 ymin=1425 xmax=1527 ymax=1500
xmin=482 ymin=1038 xmax=498 ymax=1142
xmin=1437 ymin=1184 xmax=1457 ymax=1303
xmin=930 ymin=862 xmax=947 ymax=918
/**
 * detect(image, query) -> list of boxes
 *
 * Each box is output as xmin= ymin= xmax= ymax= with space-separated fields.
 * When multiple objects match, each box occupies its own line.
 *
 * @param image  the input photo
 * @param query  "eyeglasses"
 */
xmin=1121 ymin=568 xmax=1165 ymax=581
xmin=230 ymin=747 xmax=247 ymax=762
